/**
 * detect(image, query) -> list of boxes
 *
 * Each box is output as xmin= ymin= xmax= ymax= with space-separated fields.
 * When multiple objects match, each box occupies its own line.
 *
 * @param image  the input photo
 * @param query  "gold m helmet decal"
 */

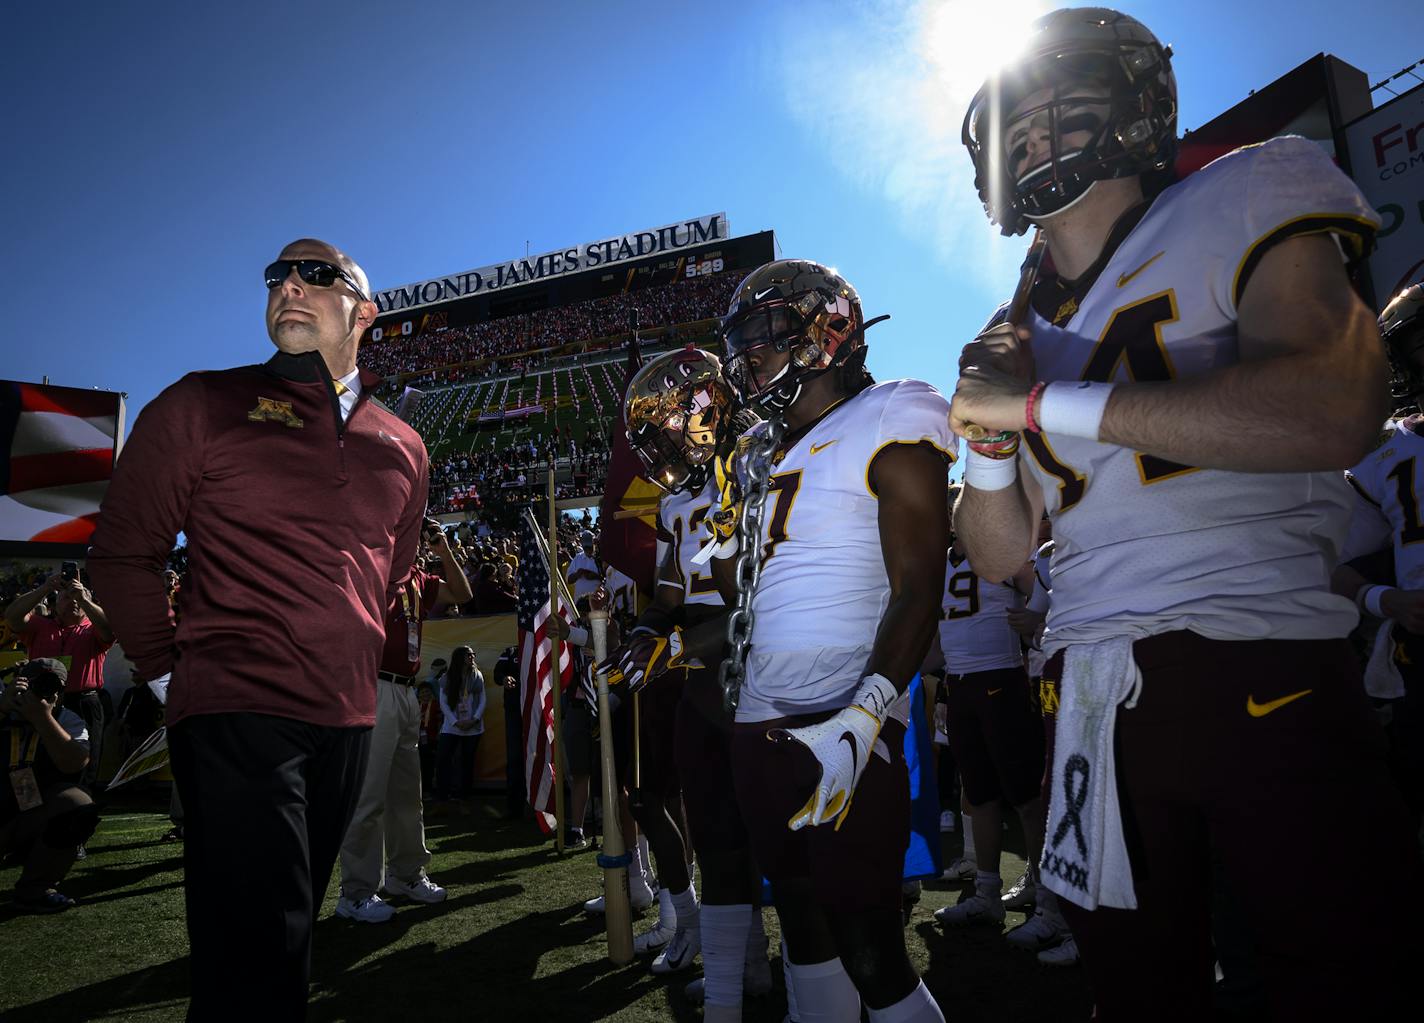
xmin=246 ymin=397 xmax=305 ymax=428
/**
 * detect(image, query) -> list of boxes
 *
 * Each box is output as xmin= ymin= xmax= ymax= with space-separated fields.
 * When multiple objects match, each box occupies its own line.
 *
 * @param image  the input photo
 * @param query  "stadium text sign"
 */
xmin=1345 ymin=84 xmax=1424 ymax=301
xmin=374 ymin=212 xmax=731 ymax=315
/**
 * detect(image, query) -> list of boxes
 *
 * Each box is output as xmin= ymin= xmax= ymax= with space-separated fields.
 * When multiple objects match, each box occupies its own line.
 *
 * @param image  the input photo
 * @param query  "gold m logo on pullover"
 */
xmin=246 ymin=398 xmax=304 ymax=429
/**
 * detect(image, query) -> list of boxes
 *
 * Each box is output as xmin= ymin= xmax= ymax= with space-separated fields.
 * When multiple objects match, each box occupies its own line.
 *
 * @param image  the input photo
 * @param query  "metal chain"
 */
xmin=718 ymin=416 xmax=787 ymax=713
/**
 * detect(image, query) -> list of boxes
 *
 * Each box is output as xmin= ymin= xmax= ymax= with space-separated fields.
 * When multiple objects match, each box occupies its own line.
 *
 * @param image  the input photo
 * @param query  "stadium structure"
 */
xmin=356 ymin=214 xmax=774 ymax=526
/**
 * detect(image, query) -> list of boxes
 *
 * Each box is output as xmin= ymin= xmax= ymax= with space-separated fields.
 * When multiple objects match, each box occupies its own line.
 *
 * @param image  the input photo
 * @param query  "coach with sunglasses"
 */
xmin=89 ymin=239 xmax=429 ymax=1021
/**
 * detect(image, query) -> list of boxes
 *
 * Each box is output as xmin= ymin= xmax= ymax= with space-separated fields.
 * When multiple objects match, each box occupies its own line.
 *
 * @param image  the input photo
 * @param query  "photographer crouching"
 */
xmin=1 ymin=658 xmax=98 ymax=913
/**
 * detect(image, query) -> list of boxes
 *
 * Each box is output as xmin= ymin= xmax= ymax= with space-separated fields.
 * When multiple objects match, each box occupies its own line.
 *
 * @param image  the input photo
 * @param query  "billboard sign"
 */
xmin=1345 ymin=82 xmax=1424 ymax=301
xmin=373 ymin=212 xmax=731 ymax=316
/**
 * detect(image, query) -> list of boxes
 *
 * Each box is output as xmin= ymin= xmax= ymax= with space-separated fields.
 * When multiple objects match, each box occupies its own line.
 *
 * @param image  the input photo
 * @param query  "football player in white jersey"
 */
xmin=608 ymin=348 xmax=775 ymax=1013
xmin=926 ymin=524 xmax=1058 ymax=947
xmin=947 ymin=8 xmax=1418 ymax=1019
xmin=712 ymin=260 xmax=955 ymax=1023
xmin=1334 ymin=282 xmax=1424 ymax=835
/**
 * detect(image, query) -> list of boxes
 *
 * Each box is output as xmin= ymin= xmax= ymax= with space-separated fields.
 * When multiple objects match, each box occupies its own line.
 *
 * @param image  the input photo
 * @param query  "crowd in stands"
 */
xmin=428 ymin=428 xmax=613 ymax=520
xmin=358 ymin=270 xmax=740 ymax=382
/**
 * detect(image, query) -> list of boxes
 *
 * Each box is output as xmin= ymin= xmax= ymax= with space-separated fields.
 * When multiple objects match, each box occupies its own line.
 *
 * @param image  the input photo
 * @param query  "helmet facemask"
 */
xmin=722 ymin=291 xmax=860 ymax=417
xmin=624 ymin=352 xmax=732 ymax=494
xmin=963 ymin=9 xmax=1177 ymax=236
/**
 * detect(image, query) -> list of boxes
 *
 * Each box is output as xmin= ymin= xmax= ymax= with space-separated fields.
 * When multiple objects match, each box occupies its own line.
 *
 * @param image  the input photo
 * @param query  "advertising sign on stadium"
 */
xmin=375 ymin=212 xmax=732 ymax=315
xmin=1345 ymin=83 xmax=1424 ymax=302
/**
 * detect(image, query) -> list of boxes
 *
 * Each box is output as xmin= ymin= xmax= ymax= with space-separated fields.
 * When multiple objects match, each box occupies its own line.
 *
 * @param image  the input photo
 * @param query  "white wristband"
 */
xmin=1362 ymin=584 xmax=1395 ymax=619
xmin=965 ymin=449 xmax=1018 ymax=491
xmin=1038 ymin=381 xmax=1116 ymax=440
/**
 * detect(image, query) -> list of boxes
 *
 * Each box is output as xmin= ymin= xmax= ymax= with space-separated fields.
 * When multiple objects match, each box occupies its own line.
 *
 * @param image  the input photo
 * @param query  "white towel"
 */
xmin=1363 ymin=622 xmax=1406 ymax=700
xmin=1040 ymin=637 xmax=1141 ymax=911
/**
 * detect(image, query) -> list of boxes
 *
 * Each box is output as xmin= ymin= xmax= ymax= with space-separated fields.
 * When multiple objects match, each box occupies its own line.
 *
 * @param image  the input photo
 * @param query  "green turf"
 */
xmin=1 ymin=789 xmax=1092 ymax=1021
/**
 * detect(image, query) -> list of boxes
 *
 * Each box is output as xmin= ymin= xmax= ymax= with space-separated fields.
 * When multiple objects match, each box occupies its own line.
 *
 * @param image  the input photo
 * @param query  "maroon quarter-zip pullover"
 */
xmin=89 ymin=351 xmax=428 ymax=728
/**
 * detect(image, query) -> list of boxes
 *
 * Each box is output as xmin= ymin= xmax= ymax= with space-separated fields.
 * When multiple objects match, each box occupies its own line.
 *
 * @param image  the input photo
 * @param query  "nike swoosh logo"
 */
xmin=839 ymin=731 xmax=859 ymax=776
xmin=1117 ymin=251 xmax=1165 ymax=288
xmin=987 ymin=688 xmax=1003 ymax=696
xmin=754 ymin=287 xmax=778 ymax=301
xmin=809 ymin=440 xmax=838 ymax=455
xmin=1246 ymin=689 xmax=1312 ymax=717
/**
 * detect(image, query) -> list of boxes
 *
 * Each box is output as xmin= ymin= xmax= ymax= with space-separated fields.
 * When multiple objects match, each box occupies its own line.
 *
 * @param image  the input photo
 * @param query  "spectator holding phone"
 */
xmin=4 ymin=565 xmax=114 ymax=794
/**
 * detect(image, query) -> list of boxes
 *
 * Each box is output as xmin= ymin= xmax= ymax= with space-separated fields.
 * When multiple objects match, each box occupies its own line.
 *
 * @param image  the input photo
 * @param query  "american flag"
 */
xmin=1 ymin=381 xmax=122 ymax=545
xmin=517 ymin=513 xmax=573 ymax=835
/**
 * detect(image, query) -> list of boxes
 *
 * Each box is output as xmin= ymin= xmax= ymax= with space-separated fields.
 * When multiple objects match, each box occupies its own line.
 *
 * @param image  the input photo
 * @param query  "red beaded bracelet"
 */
xmin=1025 ymin=381 xmax=1046 ymax=434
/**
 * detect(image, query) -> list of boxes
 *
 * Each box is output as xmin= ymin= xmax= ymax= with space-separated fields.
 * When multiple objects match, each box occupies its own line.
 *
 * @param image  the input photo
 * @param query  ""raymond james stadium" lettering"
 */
xmin=375 ymin=213 xmax=729 ymax=314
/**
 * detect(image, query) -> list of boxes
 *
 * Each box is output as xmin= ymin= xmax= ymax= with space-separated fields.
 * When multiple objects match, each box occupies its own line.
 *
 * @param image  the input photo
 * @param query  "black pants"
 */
xmin=168 ymin=713 xmax=370 ymax=1023
xmin=503 ymin=691 xmax=525 ymax=815
xmin=435 ymin=732 xmax=480 ymax=800
xmin=62 ymin=690 xmax=108 ymax=793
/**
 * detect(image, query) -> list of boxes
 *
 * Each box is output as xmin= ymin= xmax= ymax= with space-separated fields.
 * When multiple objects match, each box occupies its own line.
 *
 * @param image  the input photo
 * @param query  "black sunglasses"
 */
xmin=263 ymin=259 xmax=371 ymax=303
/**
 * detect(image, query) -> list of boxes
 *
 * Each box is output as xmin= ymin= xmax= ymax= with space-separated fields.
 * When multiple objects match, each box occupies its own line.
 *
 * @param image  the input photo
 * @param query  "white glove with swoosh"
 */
xmin=769 ymin=674 xmax=898 ymax=832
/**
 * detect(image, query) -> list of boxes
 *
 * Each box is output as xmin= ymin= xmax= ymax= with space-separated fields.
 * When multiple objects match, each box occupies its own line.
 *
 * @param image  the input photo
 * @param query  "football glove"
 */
xmin=770 ymin=674 xmax=898 ymax=832
xmin=604 ymin=626 xmax=688 ymax=693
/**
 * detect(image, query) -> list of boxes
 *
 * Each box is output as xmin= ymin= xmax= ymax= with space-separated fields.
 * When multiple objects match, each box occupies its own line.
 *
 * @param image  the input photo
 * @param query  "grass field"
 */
xmin=1 ymin=787 xmax=1094 ymax=1022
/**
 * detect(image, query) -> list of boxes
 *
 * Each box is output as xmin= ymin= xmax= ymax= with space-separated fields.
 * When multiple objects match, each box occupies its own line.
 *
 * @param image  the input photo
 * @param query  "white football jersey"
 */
xmin=938 ymin=550 xmax=1024 ymax=675
xmin=1341 ymin=416 xmax=1424 ymax=588
xmin=735 ymin=379 xmax=958 ymax=721
xmin=1012 ymin=137 xmax=1376 ymax=653
xmin=656 ymin=478 xmax=723 ymax=607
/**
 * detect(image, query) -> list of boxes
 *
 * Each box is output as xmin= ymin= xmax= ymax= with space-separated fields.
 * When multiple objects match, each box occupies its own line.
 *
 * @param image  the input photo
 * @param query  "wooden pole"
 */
xmin=547 ymin=469 xmax=567 ymax=854
xmin=589 ymin=606 xmax=634 ymax=964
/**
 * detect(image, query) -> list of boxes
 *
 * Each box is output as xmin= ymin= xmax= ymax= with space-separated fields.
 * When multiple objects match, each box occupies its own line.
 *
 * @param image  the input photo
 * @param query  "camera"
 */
xmin=61 ymin=561 xmax=79 ymax=583
xmin=0 ymin=659 xmax=65 ymax=707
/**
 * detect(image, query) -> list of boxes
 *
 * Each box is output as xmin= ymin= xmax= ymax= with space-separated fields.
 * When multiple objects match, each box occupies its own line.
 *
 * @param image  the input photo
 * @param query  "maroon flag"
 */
xmin=598 ymin=332 xmax=659 ymax=599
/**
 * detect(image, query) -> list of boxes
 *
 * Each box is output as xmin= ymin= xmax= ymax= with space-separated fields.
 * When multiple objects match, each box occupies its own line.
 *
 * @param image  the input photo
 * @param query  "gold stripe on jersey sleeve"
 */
xmin=865 ymin=439 xmax=959 ymax=499
xmin=1232 ymin=213 xmax=1378 ymax=309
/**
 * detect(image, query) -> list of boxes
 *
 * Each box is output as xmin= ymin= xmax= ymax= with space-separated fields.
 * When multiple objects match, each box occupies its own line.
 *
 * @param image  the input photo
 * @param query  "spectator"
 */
xmin=336 ymin=521 xmax=472 ymax=923
xmin=4 ymin=571 xmax=115 ymax=795
xmin=434 ymin=646 xmax=486 ymax=809
xmin=474 ymin=563 xmax=518 ymax=613
xmin=0 ymin=658 xmax=99 ymax=913
xmin=416 ymin=683 xmax=439 ymax=793
xmin=566 ymin=531 xmax=602 ymax=604
xmin=88 ymin=237 xmax=427 ymax=1021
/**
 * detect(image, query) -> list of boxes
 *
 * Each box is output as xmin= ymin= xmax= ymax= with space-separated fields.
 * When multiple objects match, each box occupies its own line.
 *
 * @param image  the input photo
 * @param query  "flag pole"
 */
xmin=546 ymin=471 xmax=567 ymax=855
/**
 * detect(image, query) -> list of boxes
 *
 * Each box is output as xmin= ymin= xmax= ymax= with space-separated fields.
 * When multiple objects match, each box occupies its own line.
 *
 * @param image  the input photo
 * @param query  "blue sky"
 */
xmin=4 ymin=0 xmax=1421 ymax=439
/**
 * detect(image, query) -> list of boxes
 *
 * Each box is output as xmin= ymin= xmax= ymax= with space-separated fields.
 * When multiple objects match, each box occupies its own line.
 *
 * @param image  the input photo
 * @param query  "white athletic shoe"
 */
xmin=1001 ymin=869 xmax=1035 ymax=910
xmin=651 ymin=926 xmax=701 ymax=974
xmin=1037 ymin=936 xmax=1081 ymax=966
xmin=383 ymin=874 xmax=447 ymax=904
xmin=1005 ymin=907 xmax=1069 ymax=950
xmin=584 ymin=875 xmax=656 ymax=916
xmin=939 ymin=810 xmax=956 ymax=832
xmin=939 ymin=857 xmax=977 ymax=882
xmin=935 ymin=891 xmax=1006 ymax=928
xmin=335 ymin=893 xmax=395 ymax=923
xmin=634 ymin=921 xmax=677 ymax=955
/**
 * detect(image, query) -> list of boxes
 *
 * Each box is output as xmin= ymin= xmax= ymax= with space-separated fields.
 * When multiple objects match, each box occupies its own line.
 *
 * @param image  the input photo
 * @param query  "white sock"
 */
xmin=701 ymin=904 xmax=752 ymax=1008
xmin=866 ymin=980 xmax=944 ymax=1023
xmin=655 ymin=887 xmax=677 ymax=930
xmin=975 ymin=870 xmax=1002 ymax=898
xmin=670 ymin=883 xmax=699 ymax=930
xmin=635 ymin=835 xmax=653 ymax=886
xmin=786 ymin=958 xmax=860 ymax=1022
xmin=961 ymin=812 xmax=977 ymax=861
xmin=782 ymin=940 xmax=800 ymax=1021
